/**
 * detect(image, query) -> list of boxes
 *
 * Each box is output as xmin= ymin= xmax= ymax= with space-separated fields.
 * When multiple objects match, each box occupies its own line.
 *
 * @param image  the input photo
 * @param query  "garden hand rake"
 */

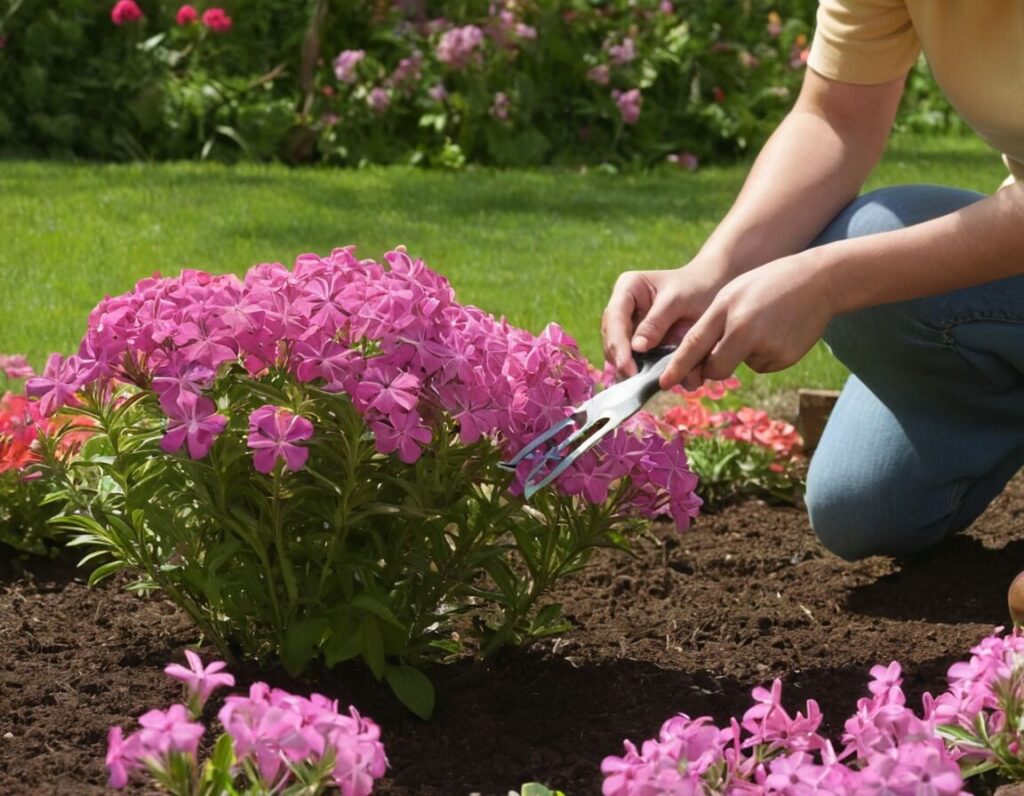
xmin=500 ymin=347 xmax=676 ymax=499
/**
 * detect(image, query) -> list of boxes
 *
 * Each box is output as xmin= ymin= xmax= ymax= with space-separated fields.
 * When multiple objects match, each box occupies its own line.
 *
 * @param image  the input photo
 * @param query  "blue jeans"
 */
xmin=804 ymin=184 xmax=1024 ymax=561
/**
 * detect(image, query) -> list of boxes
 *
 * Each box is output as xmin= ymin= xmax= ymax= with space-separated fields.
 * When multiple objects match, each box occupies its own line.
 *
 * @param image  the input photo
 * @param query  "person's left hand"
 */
xmin=658 ymin=251 xmax=838 ymax=390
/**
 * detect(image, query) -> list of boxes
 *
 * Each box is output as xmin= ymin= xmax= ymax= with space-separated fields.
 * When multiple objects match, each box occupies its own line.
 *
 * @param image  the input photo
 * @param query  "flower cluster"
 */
xmin=108 ymin=652 xmax=387 ymax=795
xmin=109 ymin=2 xmax=233 ymax=33
xmin=33 ymin=247 xmax=699 ymax=524
xmin=603 ymin=662 xmax=967 ymax=795
xmin=0 ymin=390 xmax=45 ymax=476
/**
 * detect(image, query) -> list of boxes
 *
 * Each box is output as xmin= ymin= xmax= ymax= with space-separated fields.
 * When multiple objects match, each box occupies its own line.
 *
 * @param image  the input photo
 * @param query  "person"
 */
xmin=601 ymin=1 xmax=1024 ymax=562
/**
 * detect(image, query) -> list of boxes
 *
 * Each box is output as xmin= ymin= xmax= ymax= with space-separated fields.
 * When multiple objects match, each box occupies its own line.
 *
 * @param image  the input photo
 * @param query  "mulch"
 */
xmin=3 ymin=477 xmax=1023 ymax=795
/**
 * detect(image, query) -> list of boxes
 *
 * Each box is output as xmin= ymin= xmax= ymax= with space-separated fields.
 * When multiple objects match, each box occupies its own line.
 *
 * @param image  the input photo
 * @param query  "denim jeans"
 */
xmin=804 ymin=184 xmax=1024 ymax=560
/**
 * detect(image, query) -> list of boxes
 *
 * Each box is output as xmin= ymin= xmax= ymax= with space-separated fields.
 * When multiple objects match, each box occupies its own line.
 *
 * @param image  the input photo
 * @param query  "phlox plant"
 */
xmin=38 ymin=246 xmax=700 ymax=717
xmin=654 ymin=376 xmax=804 ymax=508
xmin=603 ymin=627 xmax=1024 ymax=795
xmin=107 ymin=650 xmax=387 ymax=795
xmin=0 ymin=354 xmax=90 ymax=554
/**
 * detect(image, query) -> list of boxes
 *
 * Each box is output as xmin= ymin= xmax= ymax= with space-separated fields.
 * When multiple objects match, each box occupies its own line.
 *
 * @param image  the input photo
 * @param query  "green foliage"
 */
xmin=48 ymin=377 xmax=649 ymax=716
xmin=0 ymin=0 xmax=961 ymax=166
xmin=685 ymin=434 xmax=803 ymax=509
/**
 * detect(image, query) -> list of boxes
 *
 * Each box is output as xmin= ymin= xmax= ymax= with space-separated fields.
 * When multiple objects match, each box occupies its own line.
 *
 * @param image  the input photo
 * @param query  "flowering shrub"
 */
xmin=603 ymin=627 xmax=1024 ymax=794
xmin=0 ymin=355 xmax=85 ymax=554
xmin=108 ymin=650 xmax=387 ymax=794
xmin=656 ymin=376 xmax=804 ymax=507
xmin=0 ymin=1 xmax=959 ymax=166
xmin=41 ymin=246 xmax=699 ymax=716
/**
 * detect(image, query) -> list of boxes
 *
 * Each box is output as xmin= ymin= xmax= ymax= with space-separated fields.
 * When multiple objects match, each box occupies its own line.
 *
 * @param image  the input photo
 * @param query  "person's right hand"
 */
xmin=601 ymin=262 xmax=724 ymax=383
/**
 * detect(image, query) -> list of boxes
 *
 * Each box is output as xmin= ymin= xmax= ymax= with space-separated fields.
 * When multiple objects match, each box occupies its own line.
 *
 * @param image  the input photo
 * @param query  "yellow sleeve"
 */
xmin=807 ymin=0 xmax=921 ymax=85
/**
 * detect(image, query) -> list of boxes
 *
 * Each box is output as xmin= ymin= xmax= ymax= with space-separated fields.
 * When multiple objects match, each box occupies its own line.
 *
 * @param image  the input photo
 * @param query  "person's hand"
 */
xmin=657 ymin=252 xmax=837 ymax=390
xmin=601 ymin=262 xmax=725 ymax=378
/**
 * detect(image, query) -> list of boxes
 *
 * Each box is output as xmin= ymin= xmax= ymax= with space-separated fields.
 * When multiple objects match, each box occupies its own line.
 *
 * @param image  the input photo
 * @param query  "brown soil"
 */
xmin=3 ymin=478 xmax=1024 ymax=796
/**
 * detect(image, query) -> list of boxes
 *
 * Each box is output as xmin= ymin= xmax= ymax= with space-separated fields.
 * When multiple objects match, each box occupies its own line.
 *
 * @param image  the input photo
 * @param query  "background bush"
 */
xmin=0 ymin=0 xmax=963 ymax=167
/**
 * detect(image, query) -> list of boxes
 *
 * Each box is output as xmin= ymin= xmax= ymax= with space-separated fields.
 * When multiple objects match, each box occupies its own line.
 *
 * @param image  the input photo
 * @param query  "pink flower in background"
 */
xmin=333 ymin=50 xmax=365 ymax=83
xmin=515 ymin=23 xmax=536 ymax=40
xmin=587 ymin=65 xmax=610 ymax=85
xmin=767 ymin=11 xmax=783 ymax=37
xmin=667 ymin=152 xmax=699 ymax=171
xmin=202 ymin=8 xmax=232 ymax=33
xmin=428 ymin=83 xmax=448 ymax=103
xmin=606 ymin=37 xmax=635 ymax=65
xmin=490 ymin=91 xmax=510 ymax=120
xmin=0 ymin=354 xmax=33 ymax=380
xmin=387 ymin=52 xmax=423 ymax=90
xmin=436 ymin=25 xmax=484 ymax=69
xmin=110 ymin=0 xmax=143 ymax=26
xmin=367 ymin=87 xmax=391 ymax=114
xmin=660 ymin=1 xmax=674 ymax=14
xmin=159 ymin=391 xmax=228 ymax=459
xmin=611 ymin=88 xmax=642 ymax=125
xmin=176 ymin=4 xmax=198 ymax=25
xmin=165 ymin=650 xmax=235 ymax=710
xmin=247 ymin=405 xmax=314 ymax=474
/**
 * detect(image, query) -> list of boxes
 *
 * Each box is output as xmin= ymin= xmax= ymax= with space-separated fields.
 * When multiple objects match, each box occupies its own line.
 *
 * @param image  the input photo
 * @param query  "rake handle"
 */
xmin=631 ymin=347 xmax=676 ymax=404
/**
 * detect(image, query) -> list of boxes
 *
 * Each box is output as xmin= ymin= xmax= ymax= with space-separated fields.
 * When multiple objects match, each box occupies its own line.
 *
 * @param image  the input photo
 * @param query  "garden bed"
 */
xmin=3 ymin=476 xmax=1022 ymax=795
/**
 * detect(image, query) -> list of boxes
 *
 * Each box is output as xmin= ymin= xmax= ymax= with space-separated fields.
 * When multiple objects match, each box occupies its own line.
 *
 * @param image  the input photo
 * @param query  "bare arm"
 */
xmin=604 ymin=68 xmax=905 ymax=375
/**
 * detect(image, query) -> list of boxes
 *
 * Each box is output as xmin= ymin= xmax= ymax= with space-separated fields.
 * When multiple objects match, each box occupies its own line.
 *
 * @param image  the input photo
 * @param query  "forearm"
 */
xmin=695 ymin=72 xmax=902 ymax=279
xmin=820 ymin=182 xmax=1024 ymax=313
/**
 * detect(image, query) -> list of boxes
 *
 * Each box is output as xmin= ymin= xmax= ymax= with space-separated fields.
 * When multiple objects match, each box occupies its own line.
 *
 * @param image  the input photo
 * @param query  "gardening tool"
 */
xmin=499 ymin=346 xmax=676 ymax=499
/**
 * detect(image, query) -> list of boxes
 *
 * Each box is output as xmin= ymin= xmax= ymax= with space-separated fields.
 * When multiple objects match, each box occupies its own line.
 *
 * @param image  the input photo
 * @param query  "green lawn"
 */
xmin=0 ymin=134 xmax=1008 ymax=403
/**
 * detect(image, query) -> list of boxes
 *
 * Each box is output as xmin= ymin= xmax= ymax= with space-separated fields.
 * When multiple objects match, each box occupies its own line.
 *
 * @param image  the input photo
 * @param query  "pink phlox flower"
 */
xmin=164 ymin=649 xmax=235 ymax=709
xmin=856 ymin=740 xmax=964 ymax=795
xmin=201 ymin=7 xmax=232 ymax=33
xmin=111 ymin=0 xmax=143 ymax=25
xmin=742 ymin=679 xmax=825 ymax=753
xmin=868 ymin=661 xmax=904 ymax=698
xmin=656 ymin=714 xmax=725 ymax=775
xmin=290 ymin=339 xmax=362 ymax=389
xmin=303 ymin=273 xmax=350 ymax=334
xmin=440 ymin=384 xmax=501 ymax=445
xmin=209 ymin=288 xmax=267 ymax=338
xmin=436 ymin=24 xmax=484 ymax=69
xmin=247 ymin=405 xmax=315 ymax=474
xmin=606 ymin=37 xmax=636 ymax=65
xmin=764 ymin=751 xmax=835 ymax=794
xmin=587 ymin=64 xmax=611 ymax=85
xmin=0 ymin=354 xmax=34 ymax=380
xmin=152 ymin=357 xmax=216 ymax=403
xmin=172 ymin=319 xmax=238 ymax=370
xmin=611 ymin=88 xmax=643 ymax=125
xmin=159 ymin=390 xmax=228 ymax=459
xmin=334 ymin=49 xmax=366 ymax=83
xmin=601 ymin=740 xmax=655 ymax=796
xmin=353 ymin=367 xmax=421 ymax=417
xmin=136 ymin=704 xmax=205 ymax=759
xmin=106 ymin=726 xmax=143 ymax=789
xmin=265 ymin=290 xmax=314 ymax=341
xmin=25 ymin=353 xmax=85 ymax=416
xmin=367 ymin=87 xmax=391 ymax=114
xmin=176 ymin=5 xmax=198 ymax=25
xmin=371 ymin=411 xmax=432 ymax=463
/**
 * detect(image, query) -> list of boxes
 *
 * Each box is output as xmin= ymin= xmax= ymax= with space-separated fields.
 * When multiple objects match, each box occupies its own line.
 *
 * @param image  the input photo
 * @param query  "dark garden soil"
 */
xmin=4 ymin=478 xmax=1024 ymax=796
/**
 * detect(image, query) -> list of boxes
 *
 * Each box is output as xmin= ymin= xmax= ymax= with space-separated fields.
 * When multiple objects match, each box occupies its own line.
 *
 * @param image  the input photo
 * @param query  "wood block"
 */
xmin=797 ymin=389 xmax=841 ymax=453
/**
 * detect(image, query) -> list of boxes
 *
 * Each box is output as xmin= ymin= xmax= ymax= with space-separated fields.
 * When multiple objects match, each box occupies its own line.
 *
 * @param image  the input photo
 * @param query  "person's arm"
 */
xmin=603 ymin=68 xmax=904 ymax=376
xmin=656 ymin=175 xmax=1024 ymax=388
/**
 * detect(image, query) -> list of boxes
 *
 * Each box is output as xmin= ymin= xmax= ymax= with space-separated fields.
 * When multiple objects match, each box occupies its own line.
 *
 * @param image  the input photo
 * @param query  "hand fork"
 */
xmin=499 ymin=347 xmax=676 ymax=499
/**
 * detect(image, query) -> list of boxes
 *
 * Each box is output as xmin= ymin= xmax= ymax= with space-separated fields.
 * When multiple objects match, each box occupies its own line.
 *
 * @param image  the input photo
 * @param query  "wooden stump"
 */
xmin=797 ymin=389 xmax=841 ymax=453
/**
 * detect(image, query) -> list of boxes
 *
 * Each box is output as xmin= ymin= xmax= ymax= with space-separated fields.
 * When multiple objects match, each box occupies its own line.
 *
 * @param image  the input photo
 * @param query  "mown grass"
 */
xmin=0 ymin=134 xmax=1007 ymax=403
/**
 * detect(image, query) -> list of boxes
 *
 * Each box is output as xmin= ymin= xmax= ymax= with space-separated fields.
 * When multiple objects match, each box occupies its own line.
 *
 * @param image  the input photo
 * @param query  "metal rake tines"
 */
xmin=498 ymin=347 xmax=676 ymax=500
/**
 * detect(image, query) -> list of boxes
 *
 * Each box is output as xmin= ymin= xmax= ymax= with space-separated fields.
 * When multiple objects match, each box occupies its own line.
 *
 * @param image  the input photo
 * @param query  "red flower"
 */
xmin=201 ymin=8 xmax=232 ymax=33
xmin=176 ymin=4 xmax=198 ymax=25
xmin=712 ymin=86 xmax=726 ymax=103
xmin=110 ymin=0 xmax=144 ymax=26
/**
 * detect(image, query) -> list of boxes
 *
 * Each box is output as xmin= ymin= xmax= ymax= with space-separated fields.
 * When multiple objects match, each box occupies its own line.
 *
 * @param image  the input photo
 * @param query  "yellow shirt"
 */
xmin=808 ymin=0 xmax=1024 ymax=183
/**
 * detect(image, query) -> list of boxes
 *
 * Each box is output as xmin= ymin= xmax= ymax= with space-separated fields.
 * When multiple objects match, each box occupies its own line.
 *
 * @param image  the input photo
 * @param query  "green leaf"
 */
xmin=87 ymin=560 xmax=127 ymax=586
xmin=282 ymin=617 xmax=328 ymax=676
xmin=350 ymin=594 xmax=406 ymax=631
xmin=359 ymin=617 xmax=386 ymax=680
xmin=384 ymin=664 xmax=435 ymax=720
xmin=519 ymin=785 xmax=565 ymax=796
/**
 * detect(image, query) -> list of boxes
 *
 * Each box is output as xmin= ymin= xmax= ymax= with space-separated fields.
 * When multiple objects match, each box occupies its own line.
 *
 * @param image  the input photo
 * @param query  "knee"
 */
xmin=805 ymin=464 xmax=950 ymax=561
xmin=804 ymin=471 xmax=882 ymax=561
xmin=811 ymin=185 xmax=986 ymax=248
